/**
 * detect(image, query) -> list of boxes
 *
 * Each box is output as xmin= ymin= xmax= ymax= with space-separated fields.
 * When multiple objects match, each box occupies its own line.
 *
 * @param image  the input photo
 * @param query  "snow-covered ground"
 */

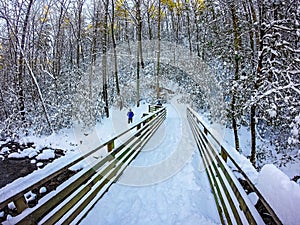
xmin=1 ymin=97 xmax=300 ymax=225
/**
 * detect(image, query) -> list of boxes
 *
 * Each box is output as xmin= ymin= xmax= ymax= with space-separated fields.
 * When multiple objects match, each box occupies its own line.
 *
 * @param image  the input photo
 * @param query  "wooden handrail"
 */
xmin=0 ymin=106 xmax=166 ymax=224
xmin=187 ymin=106 xmax=282 ymax=225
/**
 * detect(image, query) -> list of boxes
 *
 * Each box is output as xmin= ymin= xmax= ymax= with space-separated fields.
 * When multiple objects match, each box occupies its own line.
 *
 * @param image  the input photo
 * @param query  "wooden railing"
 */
xmin=148 ymin=104 xmax=163 ymax=113
xmin=0 ymin=106 xmax=166 ymax=225
xmin=187 ymin=106 xmax=282 ymax=225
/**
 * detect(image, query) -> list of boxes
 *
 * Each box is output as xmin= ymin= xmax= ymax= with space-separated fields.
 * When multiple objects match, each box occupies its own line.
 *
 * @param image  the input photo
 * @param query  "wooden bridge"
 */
xmin=0 ymin=105 xmax=283 ymax=225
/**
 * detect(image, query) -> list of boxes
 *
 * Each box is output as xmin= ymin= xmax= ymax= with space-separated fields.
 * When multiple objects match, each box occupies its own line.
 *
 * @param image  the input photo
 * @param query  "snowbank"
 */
xmin=36 ymin=149 xmax=55 ymax=160
xmin=7 ymin=148 xmax=38 ymax=159
xmin=257 ymin=164 xmax=300 ymax=225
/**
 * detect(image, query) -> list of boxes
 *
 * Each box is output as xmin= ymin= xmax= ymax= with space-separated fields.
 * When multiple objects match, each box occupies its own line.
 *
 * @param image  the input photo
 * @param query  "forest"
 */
xmin=0 ymin=0 xmax=299 ymax=168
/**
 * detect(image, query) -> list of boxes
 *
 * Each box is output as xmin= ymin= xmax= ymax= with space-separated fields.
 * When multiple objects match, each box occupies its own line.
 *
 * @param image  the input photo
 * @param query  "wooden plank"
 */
xmin=107 ymin=140 xmax=115 ymax=152
xmin=16 ymin=168 xmax=96 ymax=225
xmin=14 ymin=196 xmax=28 ymax=214
xmin=187 ymin=114 xmax=226 ymax=225
xmin=187 ymin=108 xmax=262 ymax=225
xmin=220 ymin=147 xmax=228 ymax=162
xmin=42 ymin=161 xmax=117 ymax=225
xmin=196 ymin=129 xmax=235 ymax=224
xmin=187 ymin=107 xmax=285 ymax=225
xmin=200 ymin=126 xmax=255 ymax=224
xmin=16 ymin=155 xmax=114 ymax=225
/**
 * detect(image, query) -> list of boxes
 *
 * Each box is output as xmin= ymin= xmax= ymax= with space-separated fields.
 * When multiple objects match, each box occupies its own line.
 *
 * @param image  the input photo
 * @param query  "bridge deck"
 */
xmin=79 ymin=99 xmax=221 ymax=225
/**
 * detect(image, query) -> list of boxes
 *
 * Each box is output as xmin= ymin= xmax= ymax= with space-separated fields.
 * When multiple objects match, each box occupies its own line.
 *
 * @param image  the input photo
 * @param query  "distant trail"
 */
xmin=117 ymin=96 xmax=197 ymax=186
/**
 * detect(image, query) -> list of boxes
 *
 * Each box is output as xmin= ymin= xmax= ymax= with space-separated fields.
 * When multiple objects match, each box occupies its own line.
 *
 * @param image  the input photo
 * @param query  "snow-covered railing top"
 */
xmin=187 ymin=106 xmax=283 ymax=225
xmin=0 ymin=106 xmax=166 ymax=224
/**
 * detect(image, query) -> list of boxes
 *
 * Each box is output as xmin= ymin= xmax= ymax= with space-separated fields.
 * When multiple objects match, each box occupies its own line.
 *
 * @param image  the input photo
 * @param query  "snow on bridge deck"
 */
xmin=79 ymin=98 xmax=221 ymax=225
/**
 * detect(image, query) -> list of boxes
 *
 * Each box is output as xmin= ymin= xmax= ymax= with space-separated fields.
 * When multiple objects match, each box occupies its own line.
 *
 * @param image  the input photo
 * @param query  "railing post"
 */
xmin=220 ymin=146 xmax=228 ymax=162
xmin=135 ymin=124 xmax=142 ymax=137
xmin=148 ymin=105 xmax=155 ymax=113
xmin=148 ymin=104 xmax=160 ymax=113
xmin=14 ymin=196 xmax=28 ymax=213
xmin=204 ymin=127 xmax=208 ymax=135
xmin=155 ymin=105 xmax=162 ymax=111
xmin=107 ymin=140 xmax=115 ymax=153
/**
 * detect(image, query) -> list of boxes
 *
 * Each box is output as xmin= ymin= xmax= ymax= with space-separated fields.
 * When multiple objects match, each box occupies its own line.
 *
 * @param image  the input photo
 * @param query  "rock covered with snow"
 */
xmin=1 ymin=147 xmax=10 ymax=154
xmin=36 ymin=162 xmax=44 ymax=168
xmin=7 ymin=152 xmax=24 ymax=159
xmin=257 ymin=164 xmax=300 ymax=225
xmin=7 ymin=147 xmax=38 ymax=159
xmin=36 ymin=149 xmax=55 ymax=160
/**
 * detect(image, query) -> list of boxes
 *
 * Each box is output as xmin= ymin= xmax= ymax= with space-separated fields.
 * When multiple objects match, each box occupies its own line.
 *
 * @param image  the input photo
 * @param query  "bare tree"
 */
xmin=111 ymin=0 xmax=121 ymax=109
xmin=229 ymin=1 xmax=241 ymax=152
xmin=102 ymin=0 xmax=109 ymax=117
xmin=156 ymin=0 xmax=161 ymax=99
xmin=135 ymin=0 xmax=142 ymax=107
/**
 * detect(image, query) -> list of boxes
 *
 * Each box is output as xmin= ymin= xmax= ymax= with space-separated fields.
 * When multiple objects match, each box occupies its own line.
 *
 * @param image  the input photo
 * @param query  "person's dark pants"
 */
xmin=128 ymin=118 xmax=133 ymax=124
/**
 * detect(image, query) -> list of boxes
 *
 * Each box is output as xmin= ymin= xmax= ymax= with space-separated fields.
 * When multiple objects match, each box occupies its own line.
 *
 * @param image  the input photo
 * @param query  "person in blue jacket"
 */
xmin=127 ymin=109 xmax=134 ymax=124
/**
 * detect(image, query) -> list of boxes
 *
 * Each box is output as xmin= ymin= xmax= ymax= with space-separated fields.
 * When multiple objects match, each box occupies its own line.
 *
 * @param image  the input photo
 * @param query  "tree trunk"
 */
xmin=23 ymin=56 xmax=54 ymax=133
xmin=111 ymin=0 xmax=121 ymax=109
xmin=156 ymin=0 xmax=161 ymax=99
xmin=76 ymin=1 xmax=83 ymax=67
xmin=125 ymin=21 xmax=132 ymax=55
xmin=250 ymin=0 xmax=266 ymax=166
xmin=246 ymin=0 xmax=259 ymax=166
xmin=102 ymin=0 xmax=109 ymax=117
xmin=136 ymin=0 xmax=142 ymax=107
xmin=230 ymin=2 xmax=241 ymax=152
xmin=185 ymin=4 xmax=192 ymax=54
xmin=17 ymin=0 xmax=34 ymax=123
xmin=147 ymin=5 xmax=152 ymax=40
xmin=89 ymin=3 xmax=99 ymax=121
xmin=250 ymin=105 xmax=256 ymax=165
xmin=0 ymin=87 xmax=8 ymax=120
xmin=193 ymin=11 xmax=201 ymax=58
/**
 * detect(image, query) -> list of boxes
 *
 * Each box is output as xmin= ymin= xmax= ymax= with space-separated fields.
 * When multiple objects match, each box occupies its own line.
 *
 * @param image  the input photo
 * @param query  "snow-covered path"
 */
xmin=79 ymin=98 xmax=221 ymax=225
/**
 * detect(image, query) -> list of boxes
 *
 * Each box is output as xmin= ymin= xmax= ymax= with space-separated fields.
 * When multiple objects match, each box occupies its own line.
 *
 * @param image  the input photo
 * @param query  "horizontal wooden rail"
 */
xmin=0 ymin=106 xmax=166 ymax=224
xmin=148 ymin=104 xmax=163 ymax=113
xmin=187 ymin=106 xmax=282 ymax=225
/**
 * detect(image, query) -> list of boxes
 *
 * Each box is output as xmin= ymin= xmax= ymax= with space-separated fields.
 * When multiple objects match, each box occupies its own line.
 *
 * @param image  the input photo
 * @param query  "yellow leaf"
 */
xmin=40 ymin=17 xmax=48 ymax=23
xmin=195 ymin=0 xmax=206 ymax=11
xmin=87 ymin=24 xmax=93 ymax=30
xmin=162 ymin=0 xmax=176 ymax=11
xmin=64 ymin=17 xmax=70 ymax=25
